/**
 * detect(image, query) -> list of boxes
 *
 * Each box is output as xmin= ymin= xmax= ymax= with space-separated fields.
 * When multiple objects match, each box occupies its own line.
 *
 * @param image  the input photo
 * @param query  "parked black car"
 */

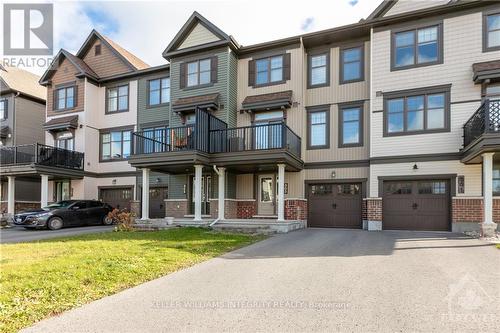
xmin=12 ymin=200 xmax=113 ymax=230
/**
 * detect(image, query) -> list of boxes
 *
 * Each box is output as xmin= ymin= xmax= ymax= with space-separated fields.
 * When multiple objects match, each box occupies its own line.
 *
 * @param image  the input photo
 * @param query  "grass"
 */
xmin=0 ymin=227 xmax=263 ymax=333
xmin=497 ymin=243 xmax=500 ymax=249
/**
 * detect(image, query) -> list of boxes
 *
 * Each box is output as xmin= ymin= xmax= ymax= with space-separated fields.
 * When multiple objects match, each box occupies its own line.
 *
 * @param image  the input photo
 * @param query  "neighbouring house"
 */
xmin=1 ymin=0 xmax=499 ymax=236
xmin=0 ymin=65 xmax=46 ymax=215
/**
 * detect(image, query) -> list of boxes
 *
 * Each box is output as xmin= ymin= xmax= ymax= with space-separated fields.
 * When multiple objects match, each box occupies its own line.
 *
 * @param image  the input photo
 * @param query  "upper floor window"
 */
xmin=101 ymin=128 xmax=132 ymax=161
xmin=55 ymin=86 xmax=75 ymax=111
xmin=94 ymin=44 xmax=101 ymax=56
xmin=307 ymin=107 xmax=329 ymax=149
xmin=148 ymin=77 xmax=170 ymax=106
xmin=339 ymin=104 xmax=363 ymax=147
xmin=0 ymin=99 xmax=7 ymax=120
xmin=392 ymin=24 xmax=442 ymax=70
xmin=340 ymin=46 xmax=363 ymax=83
xmin=384 ymin=86 xmax=450 ymax=136
xmin=187 ymin=58 xmax=211 ymax=87
xmin=256 ymin=55 xmax=283 ymax=86
xmin=485 ymin=13 xmax=500 ymax=51
xmin=107 ymin=85 xmax=129 ymax=113
xmin=308 ymin=53 xmax=329 ymax=88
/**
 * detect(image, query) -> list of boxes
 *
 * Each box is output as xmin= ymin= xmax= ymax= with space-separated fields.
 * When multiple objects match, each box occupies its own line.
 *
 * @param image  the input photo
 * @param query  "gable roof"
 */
xmin=76 ymin=30 xmax=149 ymax=70
xmin=39 ymin=49 xmax=99 ymax=85
xmin=162 ymin=11 xmax=239 ymax=60
xmin=367 ymin=0 xmax=397 ymax=20
xmin=1 ymin=65 xmax=46 ymax=101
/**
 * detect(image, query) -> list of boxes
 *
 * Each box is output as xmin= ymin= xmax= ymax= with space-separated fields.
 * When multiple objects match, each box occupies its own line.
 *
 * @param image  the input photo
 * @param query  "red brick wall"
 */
xmin=285 ymin=199 xmax=307 ymax=220
xmin=494 ymin=199 xmax=500 ymax=223
xmin=362 ymin=200 xmax=367 ymax=220
xmin=0 ymin=201 xmax=40 ymax=213
xmin=452 ymin=198 xmax=483 ymax=223
xmin=366 ymin=198 xmax=382 ymax=222
xmin=237 ymin=200 xmax=256 ymax=219
xmin=210 ymin=200 xmax=238 ymax=219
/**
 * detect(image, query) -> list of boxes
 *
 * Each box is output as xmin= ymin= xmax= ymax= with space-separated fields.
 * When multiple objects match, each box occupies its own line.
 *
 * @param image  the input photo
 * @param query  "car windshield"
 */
xmin=43 ymin=201 xmax=74 ymax=209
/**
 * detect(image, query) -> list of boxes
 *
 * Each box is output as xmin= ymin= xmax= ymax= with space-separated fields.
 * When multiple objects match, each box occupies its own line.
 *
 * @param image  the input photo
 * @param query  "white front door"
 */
xmin=258 ymin=174 xmax=275 ymax=215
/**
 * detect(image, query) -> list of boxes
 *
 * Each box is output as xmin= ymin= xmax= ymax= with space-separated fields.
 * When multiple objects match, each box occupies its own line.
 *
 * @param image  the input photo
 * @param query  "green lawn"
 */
xmin=0 ymin=228 xmax=262 ymax=333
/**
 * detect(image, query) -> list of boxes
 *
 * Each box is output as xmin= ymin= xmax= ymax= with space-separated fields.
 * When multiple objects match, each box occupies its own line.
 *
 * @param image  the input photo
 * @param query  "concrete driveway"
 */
xmin=24 ymin=229 xmax=499 ymax=332
xmin=0 ymin=225 xmax=114 ymax=244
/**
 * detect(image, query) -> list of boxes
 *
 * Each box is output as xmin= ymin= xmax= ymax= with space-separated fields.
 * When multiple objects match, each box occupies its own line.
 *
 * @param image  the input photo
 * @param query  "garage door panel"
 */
xmin=100 ymin=188 xmax=133 ymax=211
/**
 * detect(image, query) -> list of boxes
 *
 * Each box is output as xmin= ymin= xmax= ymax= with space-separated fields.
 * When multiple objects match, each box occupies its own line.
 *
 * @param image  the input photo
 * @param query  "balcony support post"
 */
xmin=277 ymin=163 xmax=285 ymax=222
xmin=7 ymin=176 xmax=15 ymax=215
xmin=140 ymin=168 xmax=150 ymax=220
xmin=481 ymin=152 xmax=497 ymax=237
xmin=194 ymin=165 xmax=203 ymax=221
xmin=214 ymin=166 xmax=226 ymax=220
xmin=40 ymin=174 xmax=49 ymax=208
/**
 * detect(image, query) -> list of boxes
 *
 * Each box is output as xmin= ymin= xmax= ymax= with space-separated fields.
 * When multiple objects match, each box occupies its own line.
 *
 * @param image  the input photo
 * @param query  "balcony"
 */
xmin=129 ymin=109 xmax=303 ymax=173
xmin=462 ymin=99 xmax=500 ymax=163
xmin=0 ymin=143 xmax=85 ymax=178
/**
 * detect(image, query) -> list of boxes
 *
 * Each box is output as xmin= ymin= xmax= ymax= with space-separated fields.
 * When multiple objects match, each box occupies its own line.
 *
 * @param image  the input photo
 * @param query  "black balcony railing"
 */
xmin=463 ymin=99 xmax=500 ymax=147
xmin=133 ymin=109 xmax=302 ymax=159
xmin=0 ymin=143 xmax=84 ymax=170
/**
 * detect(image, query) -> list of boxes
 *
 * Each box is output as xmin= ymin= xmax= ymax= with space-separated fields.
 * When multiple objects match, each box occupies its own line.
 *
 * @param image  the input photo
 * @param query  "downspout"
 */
xmin=209 ymin=165 xmax=223 ymax=227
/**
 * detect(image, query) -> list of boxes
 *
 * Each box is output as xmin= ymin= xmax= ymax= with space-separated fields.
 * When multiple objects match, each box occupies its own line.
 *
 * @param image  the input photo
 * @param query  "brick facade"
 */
xmin=210 ymin=199 xmax=238 ymax=219
xmin=237 ymin=200 xmax=256 ymax=219
xmin=285 ymin=199 xmax=307 ymax=220
xmin=165 ymin=199 xmax=188 ymax=218
xmin=452 ymin=197 xmax=500 ymax=223
xmin=365 ymin=198 xmax=382 ymax=222
xmin=0 ymin=201 xmax=40 ymax=214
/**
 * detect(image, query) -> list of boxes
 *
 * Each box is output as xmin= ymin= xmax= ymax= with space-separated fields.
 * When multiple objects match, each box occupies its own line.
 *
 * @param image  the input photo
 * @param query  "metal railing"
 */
xmin=0 ymin=143 xmax=84 ymax=170
xmin=463 ymin=99 xmax=500 ymax=147
xmin=133 ymin=125 xmax=196 ymax=154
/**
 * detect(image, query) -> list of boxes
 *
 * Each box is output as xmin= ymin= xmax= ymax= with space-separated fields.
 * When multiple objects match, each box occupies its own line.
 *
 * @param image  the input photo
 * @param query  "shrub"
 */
xmin=107 ymin=208 xmax=135 ymax=232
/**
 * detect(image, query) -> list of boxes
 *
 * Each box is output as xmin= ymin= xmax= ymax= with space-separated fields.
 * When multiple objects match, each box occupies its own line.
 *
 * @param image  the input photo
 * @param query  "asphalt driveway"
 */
xmin=23 ymin=229 xmax=499 ymax=332
xmin=0 ymin=225 xmax=114 ymax=243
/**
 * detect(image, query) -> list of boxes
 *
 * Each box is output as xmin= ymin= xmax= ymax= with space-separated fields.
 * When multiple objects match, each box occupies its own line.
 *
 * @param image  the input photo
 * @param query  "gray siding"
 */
xmin=0 ymin=93 xmax=14 ymax=146
xmin=14 ymin=96 xmax=45 ymax=145
xmin=169 ymin=174 xmax=188 ymax=200
xmin=137 ymin=69 xmax=170 ymax=127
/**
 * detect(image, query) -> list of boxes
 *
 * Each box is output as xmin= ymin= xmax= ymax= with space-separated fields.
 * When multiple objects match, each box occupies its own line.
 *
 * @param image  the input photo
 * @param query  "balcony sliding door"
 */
xmin=253 ymin=111 xmax=283 ymax=150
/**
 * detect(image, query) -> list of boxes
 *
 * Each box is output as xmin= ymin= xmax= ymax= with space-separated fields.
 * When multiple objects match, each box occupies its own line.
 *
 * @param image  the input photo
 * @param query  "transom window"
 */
xmin=309 ymin=53 xmax=328 ymax=87
xmin=0 ymin=99 xmax=7 ymax=120
xmin=340 ymin=105 xmax=362 ymax=147
xmin=393 ymin=25 xmax=441 ymax=69
xmin=385 ymin=89 xmax=448 ymax=136
xmin=485 ymin=13 xmax=500 ymax=51
xmin=308 ymin=109 xmax=329 ymax=149
xmin=148 ymin=77 xmax=170 ymax=106
xmin=101 ymin=129 xmax=132 ymax=160
xmin=255 ymin=55 xmax=283 ymax=86
xmin=341 ymin=46 xmax=363 ymax=83
xmin=55 ymin=86 xmax=75 ymax=110
xmin=107 ymin=85 xmax=129 ymax=113
xmin=187 ymin=59 xmax=211 ymax=87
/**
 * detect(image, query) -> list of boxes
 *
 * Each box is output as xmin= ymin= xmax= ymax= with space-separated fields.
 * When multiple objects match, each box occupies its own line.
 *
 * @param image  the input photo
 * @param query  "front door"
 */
xmin=191 ymin=176 xmax=211 ymax=215
xmin=54 ymin=180 xmax=70 ymax=202
xmin=258 ymin=174 xmax=275 ymax=216
xmin=149 ymin=186 xmax=168 ymax=218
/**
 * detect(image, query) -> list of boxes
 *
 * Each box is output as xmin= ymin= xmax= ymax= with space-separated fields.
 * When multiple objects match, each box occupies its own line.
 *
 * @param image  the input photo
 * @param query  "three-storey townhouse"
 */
xmin=0 ymin=65 xmax=46 ymax=216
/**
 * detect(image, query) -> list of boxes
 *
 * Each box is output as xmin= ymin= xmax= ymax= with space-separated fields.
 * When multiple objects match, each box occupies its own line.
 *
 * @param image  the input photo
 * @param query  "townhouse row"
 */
xmin=1 ymin=0 xmax=499 ymax=235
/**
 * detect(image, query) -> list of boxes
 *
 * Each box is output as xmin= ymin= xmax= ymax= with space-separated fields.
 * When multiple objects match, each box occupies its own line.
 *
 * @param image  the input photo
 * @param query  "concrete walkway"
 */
xmin=24 ymin=229 xmax=499 ymax=332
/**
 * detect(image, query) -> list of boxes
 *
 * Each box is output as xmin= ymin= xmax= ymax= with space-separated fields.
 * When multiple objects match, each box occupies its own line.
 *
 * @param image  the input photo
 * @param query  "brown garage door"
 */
xmin=383 ymin=180 xmax=450 ymax=231
xmin=99 ymin=187 xmax=133 ymax=211
xmin=308 ymin=183 xmax=362 ymax=228
xmin=149 ymin=186 xmax=168 ymax=218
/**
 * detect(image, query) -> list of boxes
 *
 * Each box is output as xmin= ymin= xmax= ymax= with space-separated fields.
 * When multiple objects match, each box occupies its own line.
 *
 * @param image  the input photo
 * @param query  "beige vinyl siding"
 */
xmin=384 ymin=0 xmax=449 ymax=17
xmin=371 ymin=11 xmax=500 ymax=158
xmin=369 ymin=161 xmax=482 ymax=197
xmin=236 ymin=174 xmax=253 ymax=199
xmin=46 ymin=58 xmax=85 ymax=117
xmin=305 ymin=167 xmax=369 ymax=180
xmin=82 ymin=39 xmax=132 ymax=77
xmin=178 ymin=23 xmax=220 ymax=49
xmin=14 ymin=97 xmax=45 ymax=145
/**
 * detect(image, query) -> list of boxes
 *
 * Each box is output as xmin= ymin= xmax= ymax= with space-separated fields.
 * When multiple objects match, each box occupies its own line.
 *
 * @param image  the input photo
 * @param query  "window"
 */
xmin=340 ymin=46 xmax=363 ymax=83
xmin=187 ymin=59 xmax=211 ymax=87
xmin=485 ymin=13 xmax=500 ymax=51
xmin=307 ymin=108 xmax=329 ymax=149
xmin=55 ymin=131 xmax=74 ymax=151
xmin=340 ymin=105 xmax=362 ymax=147
xmin=486 ymin=83 xmax=500 ymax=98
xmin=384 ymin=86 xmax=449 ymax=136
xmin=148 ymin=77 xmax=170 ymax=106
xmin=95 ymin=44 xmax=101 ymax=56
xmin=255 ymin=55 xmax=284 ymax=86
xmin=55 ymin=86 xmax=75 ymax=110
xmin=393 ymin=24 xmax=442 ymax=69
xmin=107 ymin=85 xmax=128 ymax=113
xmin=418 ymin=181 xmax=446 ymax=194
xmin=308 ymin=53 xmax=329 ymax=87
xmin=494 ymin=157 xmax=500 ymax=195
xmin=337 ymin=184 xmax=360 ymax=195
xmin=0 ymin=99 xmax=7 ymax=120
xmin=385 ymin=182 xmax=412 ymax=195
xmin=310 ymin=184 xmax=333 ymax=195
xmin=101 ymin=129 xmax=132 ymax=161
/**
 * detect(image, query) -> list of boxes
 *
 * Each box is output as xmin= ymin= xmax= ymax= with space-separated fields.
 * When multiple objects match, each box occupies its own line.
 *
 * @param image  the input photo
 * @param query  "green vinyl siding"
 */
xmin=168 ymin=174 xmax=188 ymax=199
xmin=137 ymin=70 xmax=170 ymax=127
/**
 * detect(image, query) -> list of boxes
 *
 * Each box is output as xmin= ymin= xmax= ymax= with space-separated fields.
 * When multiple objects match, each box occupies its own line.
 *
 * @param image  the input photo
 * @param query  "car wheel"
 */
xmin=47 ymin=217 xmax=64 ymax=230
xmin=102 ymin=215 xmax=113 ymax=225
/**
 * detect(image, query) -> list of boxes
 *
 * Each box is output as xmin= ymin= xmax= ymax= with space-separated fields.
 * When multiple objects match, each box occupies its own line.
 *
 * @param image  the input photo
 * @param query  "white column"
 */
xmin=141 ymin=168 xmax=150 ymax=220
xmin=7 ymin=176 xmax=15 ymax=215
xmin=218 ymin=167 xmax=226 ymax=220
xmin=277 ymin=164 xmax=285 ymax=222
xmin=40 ymin=174 xmax=49 ymax=208
xmin=482 ymin=153 xmax=494 ymax=224
xmin=194 ymin=165 xmax=203 ymax=221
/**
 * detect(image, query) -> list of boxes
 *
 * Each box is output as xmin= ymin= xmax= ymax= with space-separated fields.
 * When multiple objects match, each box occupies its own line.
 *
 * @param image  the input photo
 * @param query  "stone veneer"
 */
xmin=164 ymin=199 xmax=188 ymax=218
xmin=237 ymin=200 xmax=256 ymax=219
xmin=285 ymin=199 xmax=307 ymax=220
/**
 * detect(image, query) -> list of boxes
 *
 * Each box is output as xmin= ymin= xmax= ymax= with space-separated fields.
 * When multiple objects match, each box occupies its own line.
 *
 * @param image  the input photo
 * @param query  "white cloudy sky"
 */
xmin=4 ymin=0 xmax=383 ymax=75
